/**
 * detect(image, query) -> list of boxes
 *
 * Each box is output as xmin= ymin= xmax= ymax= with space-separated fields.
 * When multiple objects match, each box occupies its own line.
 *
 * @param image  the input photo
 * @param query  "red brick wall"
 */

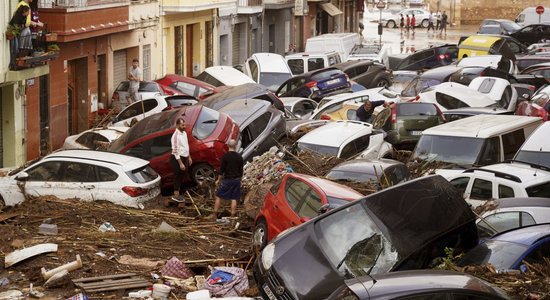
xmin=26 ymin=80 xmax=40 ymax=160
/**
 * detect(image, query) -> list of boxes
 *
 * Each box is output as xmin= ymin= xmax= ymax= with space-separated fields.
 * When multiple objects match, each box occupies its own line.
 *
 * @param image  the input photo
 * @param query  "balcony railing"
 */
xmin=38 ymin=0 xmax=128 ymax=9
xmin=238 ymin=0 xmax=262 ymax=6
xmin=8 ymin=27 xmax=59 ymax=71
xmin=263 ymin=0 xmax=292 ymax=4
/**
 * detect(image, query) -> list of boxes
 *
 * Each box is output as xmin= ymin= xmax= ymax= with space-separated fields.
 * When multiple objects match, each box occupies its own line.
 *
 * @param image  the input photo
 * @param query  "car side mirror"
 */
xmin=318 ymin=203 xmax=331 ymax=214
xmin=15 ymin=172 xmax=29 ymax=181
xmin=111 ymin=116 xmax=117 ymax=123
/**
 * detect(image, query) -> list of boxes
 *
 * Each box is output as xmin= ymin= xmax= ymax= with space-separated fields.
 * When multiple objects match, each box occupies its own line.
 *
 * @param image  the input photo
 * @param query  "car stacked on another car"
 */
xmin=63 ymin=127 xmax=129 ymax=150
xmin=325 ymin=158 xmax=410 ymax=189
xmin=276 ymin=67 xmax=352 ymax=101
xmin=111 ymin=81 xmax=164 ymax=108
xmin=155 ymin=74 xmax=219 ymax=99
xmin=332 ymin=60 xmax=392 ymax=88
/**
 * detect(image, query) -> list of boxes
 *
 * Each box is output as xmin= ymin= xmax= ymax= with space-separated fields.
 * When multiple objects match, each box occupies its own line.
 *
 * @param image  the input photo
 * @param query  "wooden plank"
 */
xmin=76 ymin=278 xmax=147 ymax=289
xmin=0 ymin=212 xmax=18 ymax=222
xmin=72 ymin=273 xmax=137 ymax=283
xmin=85 ymin=282 xmax=151 ymax=293
xmin=5 ymin=243 xmax=58 ymax=267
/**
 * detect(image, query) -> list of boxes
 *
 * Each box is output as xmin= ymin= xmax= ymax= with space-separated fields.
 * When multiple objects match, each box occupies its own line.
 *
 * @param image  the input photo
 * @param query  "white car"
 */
xmin=468 ymin=77 xmax=518 ymax=112
xmin=244 ymin=53 xmax=293 ymax=92
xmin=111 ymin=81 xmax=164 ymax=108
xmin=0 ymin=150 xmax=161 ymax=209
xmin=111 ymin=95 xmax=197 ymax=127
xmin=514 ymin=121 xmax=550 ymax=168
xmin=63 ymin=127 xmax=129 ymax=150
xmin=347 ymin=43 xmax=393 ymax=67
xmin=415 ymin=81 xmax=500 ymax=112
xmin=456 ymin=55 xmax=518 ymax=75
xmin=381 ymin=8 xmax=430 ymax=28
xmin=280 ymin=97 xmax=318 ymax=119
xmin=195 ymin=66 xmax=255 ymax=87
xmin=296 ymin=120 xmax=393 ymax=160
xmin=313 ymin=88 xmax=400 ymax=118
xmin=447 ymin=162 xmax=550 ymax=208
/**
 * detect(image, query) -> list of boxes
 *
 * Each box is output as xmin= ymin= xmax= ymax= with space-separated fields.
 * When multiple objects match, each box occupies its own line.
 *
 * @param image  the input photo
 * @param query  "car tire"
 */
xmin=0 ymin=195 xmax=5 ymax=211
xmin=191 ymin=163 xmax=216 ymax=186
xmin=375 ymin=78 xmax=391 ymax=88
xmin=253 ymin=218 xmax=268 ymax=252
xmin=421 ymin=19 xmax=429 ymax=28
xmin=387 ymin=20 xmax=397 ymax=28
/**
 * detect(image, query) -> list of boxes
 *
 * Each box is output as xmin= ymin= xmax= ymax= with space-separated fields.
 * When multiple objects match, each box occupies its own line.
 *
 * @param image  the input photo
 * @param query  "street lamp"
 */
xmin=376 ymin=0 xmax=385 ymax=49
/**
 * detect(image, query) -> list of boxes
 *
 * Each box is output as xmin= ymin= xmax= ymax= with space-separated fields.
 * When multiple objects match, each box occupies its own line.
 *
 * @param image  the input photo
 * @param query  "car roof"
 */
xmin=428 ymin=82 xmax=497 ymax=106
xmin=491 ymin=223 xmax=550 ymax=245
xmin=493 ymin=197 xmax=550 ymax=209
xmin=479 ymin=162 xmax=550 ymax=185
xmin=202 ymin=66 xmax=255 ymax=86
xmin=45 ymin=150 xmax=148 ymax=172
xmin=158 ymin=74 xmax=215 ymax=89
xmin=248 ymin=53 xmax=290 ymax=73
xmin=518 ymin=122 xmax=550 ymax=152
xmin=350 ymin=270 xmax=506 ymax=298
xmin=298 ymin=121 xmax=373 ymax=147
xmin=330 ymin=158 xmax=404 ymax=173
xmin=333 ymin=60 xmax=376 ymax=70
xmin=285 ymin=51 xmax=340 ymax=58
xmin=457 ymin=55 xmax=504 ymax=68
xmin=288 ymin=173 xmax=363 ymax=199
xmin=443 ymin=107 xmax=511 ymax=115
xmin=419 ymin=65 xmax=462 ymax=79
xmin=422 ymin=115 xmax=541 ymax=138
xmin=217 ymin=99 xmax=270 ymax=126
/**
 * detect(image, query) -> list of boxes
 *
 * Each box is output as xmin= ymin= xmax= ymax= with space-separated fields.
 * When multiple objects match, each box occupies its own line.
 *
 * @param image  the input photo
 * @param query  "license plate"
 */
xmin=326 ymin=78 xmax=341 ymax=85
xmin=410 ymin=130 xmax=423 ymax=135
xmin=263 ymin=284 xmax=278 ymax=300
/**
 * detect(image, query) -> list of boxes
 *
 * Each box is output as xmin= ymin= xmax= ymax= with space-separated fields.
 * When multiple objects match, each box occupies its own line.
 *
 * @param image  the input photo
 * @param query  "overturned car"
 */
xmin=253 ymin=175 xmax=478 ymax=300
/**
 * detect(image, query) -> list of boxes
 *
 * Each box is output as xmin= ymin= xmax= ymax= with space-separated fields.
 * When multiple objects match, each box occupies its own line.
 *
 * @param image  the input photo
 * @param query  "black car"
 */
xmin=326 ymin=270 xmax=509 ymax=300
xmin=325 ymin=158 xmax=410 ymax=189
xmin=510 ymin=23 xmax=550 ymax=46
xmin=216 ymin=99 xmax=286 ymax=162
xmin=399 ymin=65 xmax=461 ymax=97
xmin=275 ymin=67 xmax=352 ymax=101
xmin=332 ymin=60 xmax=392 ymax=89
xmin=253 ymin=175 xmax=479 ymax=300
xmin=479 ymin=19 xmax=521 ymax=35
xmin=392 ymin=44 xmax=459 ymax=71
xmin=199 ymin=82 xmax=285 ymax=112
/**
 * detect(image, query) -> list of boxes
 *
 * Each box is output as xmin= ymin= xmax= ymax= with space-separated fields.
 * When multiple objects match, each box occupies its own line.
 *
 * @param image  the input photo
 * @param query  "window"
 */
xmin=502 ymin=129 xmax=525 ymax=160
xmin=470 ymin=178 xmax=493 ymax=200
xmin=498 ymin=184 xmax=515 ymax=198
xmin=526 ymin=182 xmax=550 ymax=198
xmin=98 ymin=166 xmax=118 ymax=182
xmin=284 ymin=177 xmax=309 ymax=212
xmin=61 ymin=162 xmax=97 ymax=182
xmin=287 ymin=59 xmax=304 ymax=74
xmin=269 ymin=178 xmax=283 ymax=196
xmin=126 ymin=135 xmax=171 ymax=160
xmin=298 ymin=190 xmax=323 ymax=218
xmin=308 ymin=58 xmax=324 ymax=71
xmin=523 ymin=240 xmax=550 ymax=265
xmin=27 ymin=161 xmax=63 ymax=181
xmin=138 ymin=82 xmax=161 ymax=92
xmin=478 ymin=136 xmax=500 ymax=165
xmin=248 ymin=59 xmax=259 ymax=82
xmin=397 ymin=293 xmax=447 ymax=300
xmin=476 ymin=78 xmax=495 ymax=93
xmin=118 ymin=99 xmax=159 ymax=120
xmin=75 ymin=132 xmax=109 ymax=149
xmin=248 ymin=112 xmax=271 ymax=140
xmin=450 ymin=177 xmax=470 ymax=195
xmin=174 ymin=82 xmax=197 ymax=97
xmin=482 ymin=211 xmax=535 ymax=233
xmin=506 ymin=40 xmax=523 ymax=54
xmin=452 ymin=293 xmax=495 ymax=300
xmin=435 ymin=92 xmax=469 ymax=109
xmin=126 ymin=165 xmax=158 ymax=183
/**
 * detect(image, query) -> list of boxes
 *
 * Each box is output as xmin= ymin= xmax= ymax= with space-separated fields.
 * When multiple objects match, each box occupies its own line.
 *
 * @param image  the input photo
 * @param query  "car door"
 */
xmin=449 ymin=176 xmax=472 ymax=199
xmin=241 ymin=112 xmax=272 ymax=160
xmin=92 ymin=165 xmax=125 ymax=205
xmin=22 ymin=160 xmax=64 ymax=198
xmin=53 ymin=161 xmax=96 ymax=201
xmin=114 ymin=99 xmax=160 ymax=126
xmin=269 ymin=177 xmax=310 ymax=235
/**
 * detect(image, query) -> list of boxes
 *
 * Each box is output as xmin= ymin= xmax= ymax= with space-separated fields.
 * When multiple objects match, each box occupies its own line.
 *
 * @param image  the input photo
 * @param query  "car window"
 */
xmin=249 ymin=112 xmax=271 ymax=139
xmin=498 ymin=184 xmax=515 ymax=198
xmin=116 ymin=81 xmax=130 ymax=91
xmin=450 ymin=177 xmax=470 ymax=196
xmin=192 ymin=107 xmax=220 ymax=140
xmin=270 ymin=178 xmax=283 ymax=196
xmin=340 ymin=135 xmax=370 ymax=159
xmin=312 ymin=69 xmax=344 ymax=81
xmin=452 ymin=293 xmax=496 ymax=300
xmin=126 ymin=165 xmax=158 ymax=183
xmin=470 ymin=178 xmax=493 ymax=200
xmin=308 ymin=58 xmax=324 ymax=71
xmin=478 ymin=136 xmax=500 ymax=165
xmin=396 ymin=293 xmax=447 ymax=300
xmin=118 ymin=99 xmax=158 ymax=120
xmin=435 ymin=92 xmax=469 ymax=109
xmin=287 ymin=59 xmax=304 ymax=74
xmin=248 ymin=59 xmax=259 ymax=82
xmin=139 ymin=82 xmax=161 ymax=92
xmin=174 ymin=82 xmax=197 ymax=96
xmin=501 ymin=129 xmax=525 ymax=161
xmin=526 ymin=181 xmax=550 ymax=198
xmin=387 ymin=165 xmax=410 ymax=185
xmin=523 ymin=240 xmax=550 ymax=265
xmin=298 ymin=189 xmax=323 ymax=219
xmin=506 ymin=40 xmax=523 ymax=54
xmin=126 ymin=134 xmax=171 ymax=160
xmin=284 ymin=177 xmax=309 ymax=211
xmin=397 ymin=103 xmax=437 ymax=116
xmin=75 ymin=132 xmax=109 ymax=149
xmin=195 ymin=72 xmax=224 ymax=87
xmin=278 ymin=78 xmax=304 ymax=95
xmin=26 ymin=161 xmax=63 ymax=181
xmin=481 ymin=212 xmax=536 ymax=234
xmin=347 ymin=109 xmax=357 ymax=120
xmin=98 ymin=166 xmax=118 ymax=182
xmin=476 ymin=78 xmax=496 ymax=93
xmin=61 ymin=162 xmax=97 ymax=182
xmin=344 ymin=67 xmax=357 ymax=78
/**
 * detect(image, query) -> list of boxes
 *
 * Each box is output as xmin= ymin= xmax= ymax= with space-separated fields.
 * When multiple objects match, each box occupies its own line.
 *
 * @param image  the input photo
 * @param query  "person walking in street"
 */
xmin=128 ymin=58 xmax=142 ymax=104
xmin=356 ymin=99 xmax=390 ymax=123
xmin=440 ymin=11 xmax=448 ymax=36
xmin=427 ymin=12 xmax=435 ymax=33
xmin=399 ymin=14 xmax=404 ymax=35
xmin=411 ymin=14 xmax=416 ymax=34
xmin=405 ymin=14 xmax=410 ymax=34
xmin=435 ymin=11 xmax=441 ymax=31
xmin=210 ymin=139 xmax=244 ymax=220
xmin=170 ymin=118 xmax=192 ymax=202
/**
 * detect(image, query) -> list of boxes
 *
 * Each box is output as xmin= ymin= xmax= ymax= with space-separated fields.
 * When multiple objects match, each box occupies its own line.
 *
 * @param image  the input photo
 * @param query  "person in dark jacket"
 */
xmin=210 ymin=139 xmax=244 ymax=219
xmin=356 ymin=99 xmax=389 ymax=123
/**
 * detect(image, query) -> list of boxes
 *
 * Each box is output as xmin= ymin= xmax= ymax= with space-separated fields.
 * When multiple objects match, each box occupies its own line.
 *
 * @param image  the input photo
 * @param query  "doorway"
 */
xmin=67 ymin=58 xmax=88 ymax=135
xmin=39 ymin=75 xmax=50 ymax=156
xmin=186 ymin=24 xmax=193 ymax=76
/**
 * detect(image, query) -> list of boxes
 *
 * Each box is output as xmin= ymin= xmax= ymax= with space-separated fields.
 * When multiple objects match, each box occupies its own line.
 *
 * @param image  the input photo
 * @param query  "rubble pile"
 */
xmin=284 ymin=150 xmax=345 ymax=177
xmin=241 ymin=147 xmax=291 ymax=194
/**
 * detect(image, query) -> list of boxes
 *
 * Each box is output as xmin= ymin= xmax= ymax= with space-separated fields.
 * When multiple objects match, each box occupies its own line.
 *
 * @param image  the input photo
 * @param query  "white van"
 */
xmin=305 ymin=33 xmax=360 ymax=61
xmin=410 ymin=115 xmax=543 ymax=177
xmin=243 ymin=53 xmax=293 ymax=92
xmin=514 ymin=121 xmax=549 ymax=168
xmin=516 ymin=7 xmax=550 ymax=27
xmin=285 ymin=51 xmax=342 ymax=75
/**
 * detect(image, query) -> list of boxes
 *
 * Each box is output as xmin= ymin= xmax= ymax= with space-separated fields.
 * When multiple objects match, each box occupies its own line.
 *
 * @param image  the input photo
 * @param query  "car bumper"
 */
xmin=253 ymin=257 xmax=295 ymax=300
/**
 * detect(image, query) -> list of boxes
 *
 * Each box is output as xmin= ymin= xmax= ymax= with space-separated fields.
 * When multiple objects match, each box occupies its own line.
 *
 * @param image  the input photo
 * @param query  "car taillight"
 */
xmin=436 ymin=54 xmax=449 ymax=61
xmin=391 ymin=106 xmax=397 ymax=123
xmin=527 ymin=85 xmax=536 ymax=91
xmin=434 ymin=105 xmax=445 ymax=122
xmin=305 ymin=81 xmax=318 ymax=88
xmin=112 ymin=92 xmax=119 ymax=101
xmin=122 ymin=186 xmax=149 ymax=197
xmin=414 ymin=95 xmax=420 ymax=101
xmin=320 ymin=114 xmax=332 ymax=120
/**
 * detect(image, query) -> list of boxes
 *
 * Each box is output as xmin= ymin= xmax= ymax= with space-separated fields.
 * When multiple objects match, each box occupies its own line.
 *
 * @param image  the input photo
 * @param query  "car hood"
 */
xmin=270 ymin=175 xmax=477 ymax=300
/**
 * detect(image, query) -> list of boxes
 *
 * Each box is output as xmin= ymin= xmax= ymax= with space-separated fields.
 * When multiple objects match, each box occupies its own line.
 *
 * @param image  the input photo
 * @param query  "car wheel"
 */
xmin=387 ymin=20 xmax=396 ymax=28
xmin=253 ymin=218 xmax=268 ymax=251
xmin=376 ymin=78 xmax=391 ymax=88
xmin=191 ymin=163 xmax=216 ymax=186
xmin=0 ymin=195 xmax=5 ymax=212
xmin=421 ymin=19 xmax=429 ymax=28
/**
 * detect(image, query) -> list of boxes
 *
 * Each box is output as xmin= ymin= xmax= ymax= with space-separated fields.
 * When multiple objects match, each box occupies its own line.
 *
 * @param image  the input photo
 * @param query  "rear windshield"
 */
xmin=397 ymin=103 xmax=438 ymax=116
xmin=297 ymin=142 xmax=339 ymax=156
xmin=401 ymin=78 xmax=441 ymax=97
xmin=312 ymin=69 xmax=344 ymax=81
xmin=259 ymin=73 xmax=292 ymax=91
xmin=526 ymin=181 xmax=550 ymax=197
xmin=515 ymin=150 xmax=550 ymax=169
xmin=126 ymin=165 xmax=159 ymax=183
xmin=139 ymin=82 xmax=161 ymax=92
xmin=458 ymin=240 xmax=528 ymax=270
xmin=192 ymin=107 xmax=220 ymax=140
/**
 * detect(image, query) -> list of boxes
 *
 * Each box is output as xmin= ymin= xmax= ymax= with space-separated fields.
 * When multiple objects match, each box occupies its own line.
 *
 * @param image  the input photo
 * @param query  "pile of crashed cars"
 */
xmin=2 ymin=31 xmax=550 ymax=299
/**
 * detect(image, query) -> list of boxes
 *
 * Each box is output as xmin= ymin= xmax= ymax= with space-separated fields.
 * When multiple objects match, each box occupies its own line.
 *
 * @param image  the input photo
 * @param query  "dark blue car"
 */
xmin=276 ymin=67 xmax=351 ymax=101
xmin=458 ymin=224 xmax=550 ymax=271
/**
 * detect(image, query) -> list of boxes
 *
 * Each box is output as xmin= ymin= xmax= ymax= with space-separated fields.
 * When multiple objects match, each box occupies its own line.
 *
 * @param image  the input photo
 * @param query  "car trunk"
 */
xmin=397 ymin=115 xmax=441 ymax=136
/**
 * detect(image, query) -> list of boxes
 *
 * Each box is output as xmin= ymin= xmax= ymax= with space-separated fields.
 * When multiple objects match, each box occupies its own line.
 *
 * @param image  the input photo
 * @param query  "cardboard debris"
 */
xmin=5 ymin=243 xmax=58 ymax=268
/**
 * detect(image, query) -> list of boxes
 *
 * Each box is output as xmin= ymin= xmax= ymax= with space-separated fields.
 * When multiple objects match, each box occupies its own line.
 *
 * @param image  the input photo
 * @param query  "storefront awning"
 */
xmin=320 ymin=2 xmax=343 ymax=16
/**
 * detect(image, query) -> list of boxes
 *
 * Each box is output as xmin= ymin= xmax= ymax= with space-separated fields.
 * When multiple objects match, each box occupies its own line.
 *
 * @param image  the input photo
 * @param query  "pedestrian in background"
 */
xmin=399 ymin=14 xmax=404 ymax=35
xmin=405 ymin=14 xmax=410 ymax=34
xmin=210 ymin=139 xmax=244 ymax=220
xmin=127 ymin=58 xmax=142 ymax=104
xmin=435 ymin=11 xmax=441 ymax=31
xmin=427 ymin=12 xmax=435 ymax=33
xmin=170 ymin=118 xmax=192 ymax=202
xmin=411 ymin=14 xmax=416 ymax=34
xmin=440 ymin=11 xmax=448 ymax=35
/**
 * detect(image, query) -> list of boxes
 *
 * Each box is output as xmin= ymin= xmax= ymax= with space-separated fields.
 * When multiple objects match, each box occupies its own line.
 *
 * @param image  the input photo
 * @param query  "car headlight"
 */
xmin=261 ymin=243 xmax=276 ymax=270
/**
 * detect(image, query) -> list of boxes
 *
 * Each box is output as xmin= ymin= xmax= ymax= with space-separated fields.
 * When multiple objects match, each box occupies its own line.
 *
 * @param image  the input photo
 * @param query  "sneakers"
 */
xmin=171 ymin=195 xmax=185 ymax=203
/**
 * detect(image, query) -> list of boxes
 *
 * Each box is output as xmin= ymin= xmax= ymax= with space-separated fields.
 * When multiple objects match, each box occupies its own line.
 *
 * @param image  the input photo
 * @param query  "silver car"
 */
xmin=382 ymin=8 xmax=430 ymax=28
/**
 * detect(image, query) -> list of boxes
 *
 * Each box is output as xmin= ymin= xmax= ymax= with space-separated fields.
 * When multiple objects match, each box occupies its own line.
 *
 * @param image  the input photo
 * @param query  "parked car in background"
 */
xmin=243 ymin=53 xmax=293 ymax=92
xmin=0 ymin=150 xmax=161 ymax=209
xmin=108 ymin=106 xmax=240 ymax=188
xmin=63 ymin=127 xmax=129 ymax=150
xmin=447 ymin=162 xmax=550 ymax=207
xmin=253 ymin=173 xmax=362 ymax=250
xmin=280 ymin=97 xmax=318 ymax=119
xmin=111 ymin=81 xmax=164 ymax=107
xmin=325 ymin=158 xmax=410 ymax=189
xmin=332 ymin=60 xmax=392 ymax=88
xmin=393 ymin=44 xmax=459 ymax=71
xmin=443 ymin=107 xmax=513 ymax=122
xmin=200 ymin=82 xmax=285 ymax=112
xmin=479 ymin=19 xmax=521 ymax=35
xmin=458 ymin=224 xmax=550 ymax=272
xmin=510 ymin=23 xmax=550 ymax=46
xmin=479 ymin=24 xmax=508 ymax=35
xmin=110 ymin=95 xmax=197 ymax=127
xmin=458 ymin=35 xmax=528 ymax=61
xmin=515 ymin=7 xmax=550 ymax=27
xmin=382 ymin=8 xmax=430 ymax=28
xmin=325 ymin=270 xmax=509 ymax=300
xmin=516 ymin=84 xmax=550 ymax=120
xmin=155 ymin=74 xmax=217 ymax=99
xmin=217 ymin=99 xmax=286 ymax=162
xmin=276 ymin=67 xmax=352 ymax=101
xmin=285 ymin=51 xmax=342 ymax=75
xmin=254 ymin=175 xmax=478 ymax=300
xmin=514 ymin=120 xmax=550 ymax=168
xmin=347 ymin=43 xmax=392 ymax=67
xmin=195 ymin=66 xmax=255 ymax=87
xmin=296 ymin=120 xmax=393 ymax=160
xmin=477 ymin=197 xmax=550 ymax=239
xmin=512 ymin=54 xmax=550 ymax=72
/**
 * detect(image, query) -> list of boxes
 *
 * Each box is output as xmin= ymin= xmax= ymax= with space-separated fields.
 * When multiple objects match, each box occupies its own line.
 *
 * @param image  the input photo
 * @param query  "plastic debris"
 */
xmin=98 ymin=222 xmax=116 ymax=232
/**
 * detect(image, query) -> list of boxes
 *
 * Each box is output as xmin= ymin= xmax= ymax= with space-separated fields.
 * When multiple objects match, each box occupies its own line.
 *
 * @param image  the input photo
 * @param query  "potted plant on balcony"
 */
xmin=5 ymin=24 xmax=20 ymax=40
xmin=47 ymin=44 xmax=60 ymax=53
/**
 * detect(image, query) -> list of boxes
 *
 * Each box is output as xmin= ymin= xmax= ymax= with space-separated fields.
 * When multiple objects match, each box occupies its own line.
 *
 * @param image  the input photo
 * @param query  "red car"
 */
xmin=108 ymin=105 xmax=240 ymax=188
xmin=253 ymin=173 xmax=363 ymax=250
xmin=155 ymin=74 xmax=223 ymax=100
xmin=516 ymin=87 xmax=550 ymax=120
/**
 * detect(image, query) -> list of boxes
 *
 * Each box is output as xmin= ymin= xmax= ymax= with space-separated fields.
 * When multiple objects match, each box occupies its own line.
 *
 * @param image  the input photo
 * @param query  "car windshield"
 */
xmin=326 ymin=170 xmax=382 ymax=185
xmin=139 ymin=82 xmax=161 ymax=92
xmin=316 ymin=202 xmax=398 ymax=278
xmin=327 ymin=196 xmax=354 ymax=209
xmin=126 ymin=165 xmax=159 ymax=183
xmin=401 ymin=78 xmax=441 ymax=97
xmin=397 ymin=103 xmax=438 ymax=116
xmin=312 ymin=69 xmax=344 ymax=81
xmin=192 ymin=107 xmax=220 ymax=140
xmin=458 ymin=240 xmax=528 ymax=270
xmin=515 ymin=151 xmax=550 ymax=169
xmin=411 ymin=135 xmax=485 ymax=166
xmin=297 ymin=142 xmax=339 ymax=156
xmin=259 ymin=73 xmax=292 ymax=91
xmin=501 ymin=21 xmax=521 ymax=32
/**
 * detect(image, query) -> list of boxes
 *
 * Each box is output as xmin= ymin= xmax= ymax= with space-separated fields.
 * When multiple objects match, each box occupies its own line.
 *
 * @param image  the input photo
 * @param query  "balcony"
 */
xmin=237 ymin=0 xmax=263 ymax=14
xmin=162 ymin=0 xmax=234 ymax=13
xmin=264 ymin=0 xmax=293 ymax=9
xmin=7 ymin=30 xmax=59 ymax=72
